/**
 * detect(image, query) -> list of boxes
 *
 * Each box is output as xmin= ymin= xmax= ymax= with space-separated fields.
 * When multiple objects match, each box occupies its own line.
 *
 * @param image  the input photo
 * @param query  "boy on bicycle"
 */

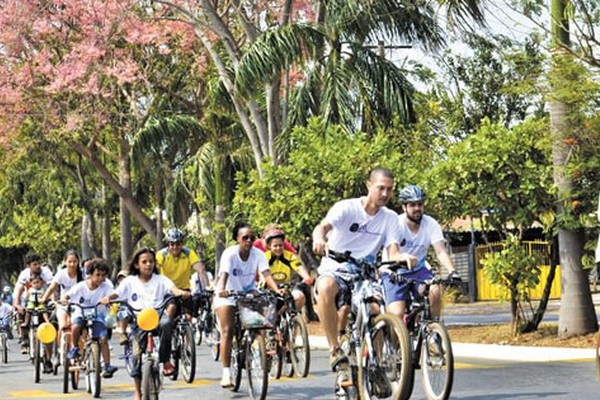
xmin=63 ymin=258 xmax=118 ymax=378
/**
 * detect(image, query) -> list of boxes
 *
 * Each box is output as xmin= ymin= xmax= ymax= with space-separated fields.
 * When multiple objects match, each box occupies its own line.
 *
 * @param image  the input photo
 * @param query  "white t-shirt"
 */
xmin=52 ymin=268 xmax=85 ymax=298
xmin=17 ymin=266 xmax=54 ymax=287
xmin=318 ymin=197 xmax=401 ymax=273
xmin=190 ymin=272 xmax=204 ymax=295
xmin=219 ymin=245 xmax=269 ymax=292
xmin=66 ymin=280 xmax=114 ymax=319
xmin=0 ymin=303 xmax=12 ymax=320
xmin=115 ymin=274 xmax=175 ymax=312
xmin=397 ymin=213 xmax=445 ymax=270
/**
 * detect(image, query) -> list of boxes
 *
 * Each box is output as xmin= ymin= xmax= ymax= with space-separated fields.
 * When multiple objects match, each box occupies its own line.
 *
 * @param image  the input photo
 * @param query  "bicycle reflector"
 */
xmin=37 ymin=322 xmax=57 ymax=344
xmin=138 ymin=308 xmax=160 ymax=331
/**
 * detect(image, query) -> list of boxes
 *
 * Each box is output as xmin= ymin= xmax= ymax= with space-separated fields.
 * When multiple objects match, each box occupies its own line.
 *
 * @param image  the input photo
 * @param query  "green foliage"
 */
xmin=481 ymin=235 xmax=542 ymax=303
xmin=231 ymin=119 xmax=405 ymax=244
xmin=426 ymin=118 xmax=554 ymax=234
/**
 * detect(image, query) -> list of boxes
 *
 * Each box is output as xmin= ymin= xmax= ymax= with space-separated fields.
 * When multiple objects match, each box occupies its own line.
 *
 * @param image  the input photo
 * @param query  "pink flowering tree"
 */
xmin=0 ymin=0 xmax=200 ymax=261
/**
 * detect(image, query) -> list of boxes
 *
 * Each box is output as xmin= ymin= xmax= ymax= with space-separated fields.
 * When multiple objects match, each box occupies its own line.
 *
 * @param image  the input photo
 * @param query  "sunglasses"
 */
xmin=240 ymin=235 xmax=255 ymax=241
xmin=169 ymin=242 xmax=182 ymax=247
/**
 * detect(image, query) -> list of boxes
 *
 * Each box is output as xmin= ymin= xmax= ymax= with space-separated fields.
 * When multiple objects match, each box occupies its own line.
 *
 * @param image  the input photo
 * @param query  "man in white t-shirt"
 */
xmin=381 ymin=184 xmax=461 ymax=320
xmin=12 ymin=253 xmax=54 ymax=354
xmin=312 ymin=168 xmax=415 ymax=376
xmin=0 ymin=295 xmax=13 ymax=339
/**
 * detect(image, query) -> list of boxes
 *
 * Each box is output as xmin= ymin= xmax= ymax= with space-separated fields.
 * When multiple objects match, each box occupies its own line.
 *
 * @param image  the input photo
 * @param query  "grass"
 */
xmin=306 ymin=321 xmax=598 ymax=349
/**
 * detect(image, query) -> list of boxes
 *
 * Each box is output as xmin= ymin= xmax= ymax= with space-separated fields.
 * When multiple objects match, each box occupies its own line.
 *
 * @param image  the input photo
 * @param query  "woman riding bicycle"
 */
xmin=101 ymin=247 xmax=190 ymax=400
xmin=214 ymin=222 xmax=284 ymax=388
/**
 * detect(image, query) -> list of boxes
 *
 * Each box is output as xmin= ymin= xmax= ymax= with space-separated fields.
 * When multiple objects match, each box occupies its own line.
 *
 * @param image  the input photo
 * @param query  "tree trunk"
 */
xmin=119 ymin=142 xmax=133 ymax=268
xmin=81 ymin=213 xmax=95 ymax=260
xmin=101 ymin=183 xmax=111 ymax=265
xmin=215 ymin=204 xmax=225 ymax=278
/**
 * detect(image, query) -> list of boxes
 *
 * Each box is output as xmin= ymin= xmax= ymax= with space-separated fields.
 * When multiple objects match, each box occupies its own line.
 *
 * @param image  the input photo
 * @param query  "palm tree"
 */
xmin=236 ymin=0 xmax=486 ymax=136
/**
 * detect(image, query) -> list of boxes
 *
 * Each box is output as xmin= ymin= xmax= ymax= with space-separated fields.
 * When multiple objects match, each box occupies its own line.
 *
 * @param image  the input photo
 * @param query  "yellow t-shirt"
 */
xmin=264 ymin=249 xmax=301 ymax=284
xmin=157 ymin=247 xmax=200 ymax=290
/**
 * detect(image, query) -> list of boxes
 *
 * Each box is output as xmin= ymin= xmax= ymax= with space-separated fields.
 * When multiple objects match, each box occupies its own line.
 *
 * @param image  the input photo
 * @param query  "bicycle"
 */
xmin=266 ymin=283 xmax=310 ymax=379
xmin=193 ymin=290 xmax=221 ymax=361
xmin=67 ymin=303 xmax=108 ymax=398
xmin=387 ymin=273 xmax=455 ymax=400
xmin=227 ymin=290 xmax=277 ymax=400
xmin=327 ymin=250 xmax=413 ymax=400
xmin=58 ymin=320 xmax=78 ymax=393
xmin=24 ymin=293 xmax=52 ymax=383
xmin=119 ymin=295 xmax=176 ymax=400
xmin=168 ymin=297 xmax=196 ymax=383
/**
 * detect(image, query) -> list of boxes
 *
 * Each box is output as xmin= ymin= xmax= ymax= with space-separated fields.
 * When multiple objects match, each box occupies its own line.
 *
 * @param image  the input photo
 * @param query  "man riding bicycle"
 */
xmin=312 ymin=168 xmax=415 ymax=384
xmin=381 ymin=184 xmax=461 ymax=319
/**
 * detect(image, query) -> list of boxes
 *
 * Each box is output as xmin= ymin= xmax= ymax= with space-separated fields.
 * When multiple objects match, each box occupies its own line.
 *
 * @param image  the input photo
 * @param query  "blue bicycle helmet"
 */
xmin=165 ymin=228 xmax=185 ymax=243
xmin=398 ymin=185 xmax=426 ymax=204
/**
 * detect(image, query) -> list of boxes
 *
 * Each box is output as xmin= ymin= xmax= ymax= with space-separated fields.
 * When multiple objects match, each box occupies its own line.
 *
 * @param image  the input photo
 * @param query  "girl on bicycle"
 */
xmin=214 ymin=222 xmax=284 ymax=388
xmin=41 ymin=250 xmax=85 ymax=333
xmin=101 ymin=247 xmax=190 ymax=400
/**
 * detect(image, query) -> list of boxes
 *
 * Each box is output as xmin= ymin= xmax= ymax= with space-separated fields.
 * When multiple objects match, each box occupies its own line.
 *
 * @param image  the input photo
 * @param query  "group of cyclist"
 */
xmin=0 ymin=167 xmax=460 ymax=398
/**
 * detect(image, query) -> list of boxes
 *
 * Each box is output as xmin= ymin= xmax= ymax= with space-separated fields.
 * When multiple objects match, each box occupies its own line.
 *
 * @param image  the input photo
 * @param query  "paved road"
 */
xmin=0 ymin=338 xmax=597 ymax=399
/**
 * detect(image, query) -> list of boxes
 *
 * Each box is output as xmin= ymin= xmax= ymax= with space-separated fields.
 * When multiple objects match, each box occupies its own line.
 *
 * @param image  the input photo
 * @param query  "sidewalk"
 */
xmin=308 ymin=335 xmax=597 ymax=362
xmin=307 ymin=292 xmax=600 ymax=362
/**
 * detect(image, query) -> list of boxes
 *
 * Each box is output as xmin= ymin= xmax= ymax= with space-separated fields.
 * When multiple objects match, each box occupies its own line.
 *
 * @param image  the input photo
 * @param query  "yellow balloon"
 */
xmin=137 ymin=308 xmax=159 ymax=331
xmin=37 ymin=322 xmax=57 ymax=344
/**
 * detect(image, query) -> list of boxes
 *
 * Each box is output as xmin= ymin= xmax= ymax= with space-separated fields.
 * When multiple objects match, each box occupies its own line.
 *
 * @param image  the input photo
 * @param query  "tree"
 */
xmin=549 ymin=0 xmax=597 ymax=337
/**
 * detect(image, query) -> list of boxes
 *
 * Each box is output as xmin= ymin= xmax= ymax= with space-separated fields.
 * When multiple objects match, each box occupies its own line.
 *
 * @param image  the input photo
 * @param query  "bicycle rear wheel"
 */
xmin=246 ymin=332 xmax=268 ymax=400
xmin=289 ymin=315 xmax=310 ymax=378
xmin=208 ymin=321 xmax=221 ymax=361
xmin=170 ymin=333 xmax=180 ymax=382
xmin=358 ymin=313 xmax=413 ymax=400
xmin=181 ymin=324 xmax=196 ymax=383
xmin=421 ymin=322 xmax=453 ymax=400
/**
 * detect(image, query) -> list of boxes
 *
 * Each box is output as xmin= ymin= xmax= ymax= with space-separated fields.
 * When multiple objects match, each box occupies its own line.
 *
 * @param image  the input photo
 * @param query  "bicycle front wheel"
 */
xmin=358 ymin=313 xmax=413 ymax=400
xmin=246 ymin=332 xmax=268 ymax=400
xmin=33 ymin=332 xmax=41 ymax=383
xmin=88 ymin=342 xmax=102 ymax=398
xmin=289 ymin=315 xmax=310 ymax=378
xmin=421 ymin=322 xmax=453 ymax=400
xmin=230 ymin=335 xmax=242 ymax=392
xmin=181 ymin=324 xmax=196 ymax=383
xmin=62 ymin=335 xmax=70 ymax=393
xmin=141 ymin=358 xmax=160 ymax=400
xmin=1 ymin=333 xmax=7 ymax=364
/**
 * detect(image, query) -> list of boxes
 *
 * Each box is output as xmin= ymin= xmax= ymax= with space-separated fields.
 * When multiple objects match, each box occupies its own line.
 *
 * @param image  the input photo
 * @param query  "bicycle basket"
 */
xmin=239 ymin=299 xmax=276 ymax=329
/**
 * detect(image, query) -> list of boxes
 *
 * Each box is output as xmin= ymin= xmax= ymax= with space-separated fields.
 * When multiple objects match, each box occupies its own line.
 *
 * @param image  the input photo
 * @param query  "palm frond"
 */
xmin=438 ymin=0 xmax=487 ymax=31
xmin=236 ymin=24 xmax=325 ymax=96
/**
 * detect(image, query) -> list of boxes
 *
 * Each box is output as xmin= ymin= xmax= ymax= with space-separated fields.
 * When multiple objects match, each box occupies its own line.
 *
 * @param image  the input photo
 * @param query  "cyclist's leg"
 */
xmin=315 ymin=275 xmax=341 ymax=350
xmin=291 ymin=288 xmax=306 ymax=311
xmin=381 ymin=273 xmax=411 ymax=320
xmin=93 ymin=320 xmax=118 ymax=377
xmin=69 ymin=318 xmax=83 ymax=358
xmin=158 ymin=307 xmax=175 ymax=366
xmin=214 ymin=301 xmax=235 ymax=367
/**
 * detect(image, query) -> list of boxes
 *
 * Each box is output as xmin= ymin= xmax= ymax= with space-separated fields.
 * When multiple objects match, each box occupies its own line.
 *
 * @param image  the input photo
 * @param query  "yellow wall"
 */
xmin=476 ymin=264 xmax=561 ymax=301
xmin=475 ymin=240 xmax=561 ymax=301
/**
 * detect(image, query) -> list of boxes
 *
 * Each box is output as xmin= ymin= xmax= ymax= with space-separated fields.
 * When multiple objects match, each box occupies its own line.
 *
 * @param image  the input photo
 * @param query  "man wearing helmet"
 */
xmin=1 ymin=285 xmax=12 ymax=305
xmin=382 ymin=184 xmax=461 ymax=320
xmin=312 ymin=168 xmax=416 ymax=383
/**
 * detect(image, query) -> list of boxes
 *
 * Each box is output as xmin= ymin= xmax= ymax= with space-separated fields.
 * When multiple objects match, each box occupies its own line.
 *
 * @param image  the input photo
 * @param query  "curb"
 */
xmin=309 ymin=335 xmax=597 ymax=362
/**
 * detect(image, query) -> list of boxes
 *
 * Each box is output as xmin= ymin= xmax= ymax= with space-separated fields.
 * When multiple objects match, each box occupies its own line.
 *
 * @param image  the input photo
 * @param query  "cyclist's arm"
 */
xmin=192 ymin=261 xmax=210 ymax=289
xmin=261 ymin=270 xmax=284 ymax=295
xmin=12 ymin=284 xmax=24 ymax=310
xmin=432 ymin=240 xmax=455 ymax=273
xmin=215 ymin=272 xmax=228 ymax=297
xmin=386 ymin=243 xmax=417 ymax=269
xmin=312 ymin=220 xmax=332 ymax=256
xmin=40 ymin=281 xmax=58 ymax=303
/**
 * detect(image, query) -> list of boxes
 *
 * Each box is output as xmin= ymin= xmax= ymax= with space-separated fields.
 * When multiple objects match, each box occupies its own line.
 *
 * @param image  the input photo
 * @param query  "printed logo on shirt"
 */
xmin=79 ymin=297 xmax=85 ymax=304
xmin=348 ymin=222 xmax=382 ymax=236
xmin=132 ymin=293 xmax=138 ymax=302
xmin=400 ymin=238 xmax=407 ymax=246
xmin=231 ymin=268 xmax=254 ymax=278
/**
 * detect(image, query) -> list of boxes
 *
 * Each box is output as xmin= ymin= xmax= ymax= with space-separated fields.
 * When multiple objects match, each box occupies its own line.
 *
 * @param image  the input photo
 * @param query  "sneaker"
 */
xmin=68 ymin=346 xmax=80 ymax=360
xmin=329 ymin=347 xmax=349 ymax=372
xmin=20 ymin=345 xmax=28 ymax=355
xmin=6 ymin=330 xmax=14 ymax=340
xmin=102 ymin=364 xmax=118 ymax=378
xmin=43 ymin=360 xmax=53 ymax=374
xmin=163 ymin=361 xmax=175 ymax=377
xmin=220 ymin=369 xmax=233 ymax=388
xmin=370 ymin=366 xmax=392 ymax=398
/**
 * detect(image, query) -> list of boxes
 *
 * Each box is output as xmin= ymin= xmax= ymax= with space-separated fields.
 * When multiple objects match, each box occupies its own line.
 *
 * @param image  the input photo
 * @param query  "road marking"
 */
xmin=7 ymin=390 xmax=85 ymax=398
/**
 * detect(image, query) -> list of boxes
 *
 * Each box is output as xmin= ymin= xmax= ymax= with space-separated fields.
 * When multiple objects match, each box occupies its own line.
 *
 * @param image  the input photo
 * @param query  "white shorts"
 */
xmin=213 ymin=296 xmax=236 ymax=309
